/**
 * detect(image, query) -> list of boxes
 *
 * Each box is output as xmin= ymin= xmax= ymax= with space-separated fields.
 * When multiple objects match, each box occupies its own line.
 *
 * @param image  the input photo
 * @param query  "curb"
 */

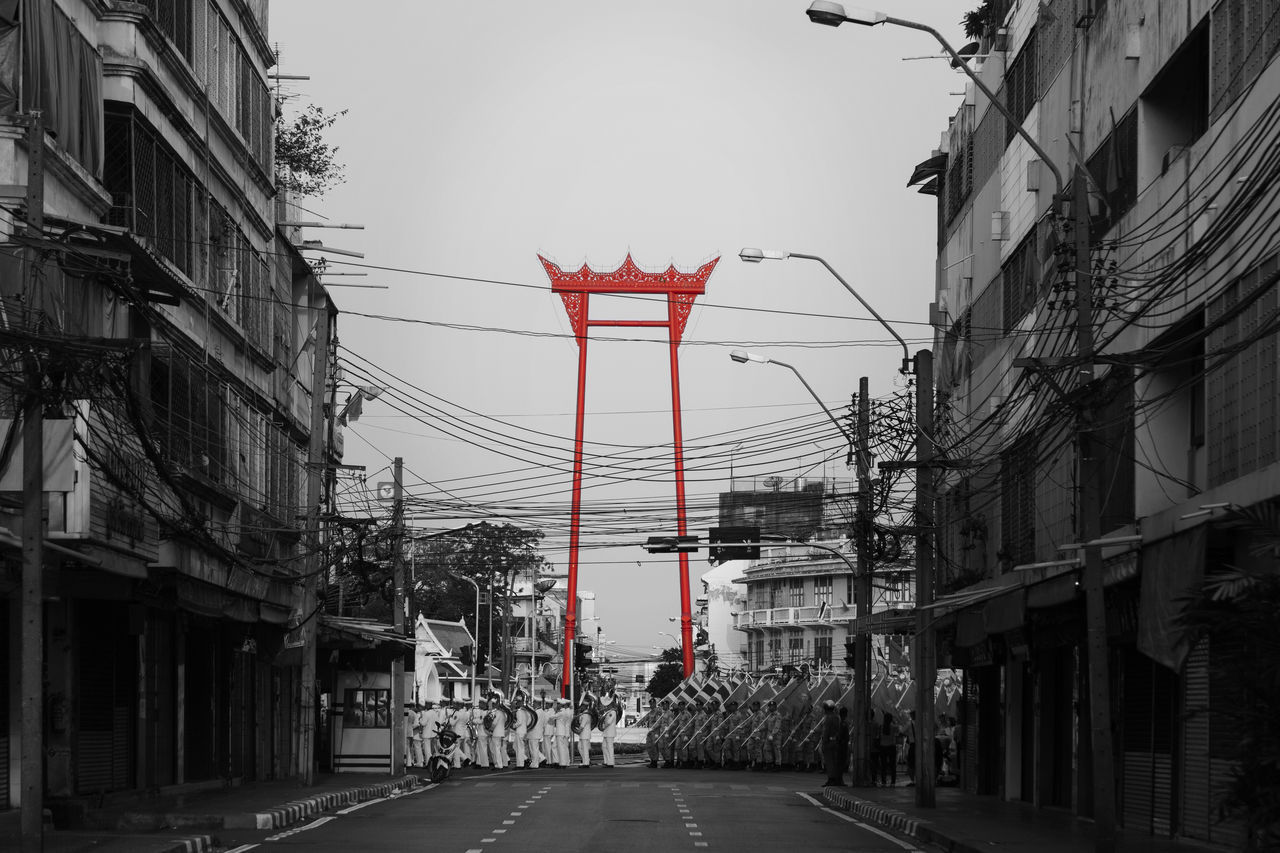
xmin=157 ymin=835 xmax=216 ymax=853
xmin=822 ymin=789 xmax=959 ymax=852
xmin=229 ymin=775 xmax=423 ymax=830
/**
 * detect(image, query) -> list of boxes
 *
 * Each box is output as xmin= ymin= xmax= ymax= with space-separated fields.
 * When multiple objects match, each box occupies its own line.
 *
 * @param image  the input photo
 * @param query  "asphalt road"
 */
xmin=219 ymin=761 xmax=923 ymax=853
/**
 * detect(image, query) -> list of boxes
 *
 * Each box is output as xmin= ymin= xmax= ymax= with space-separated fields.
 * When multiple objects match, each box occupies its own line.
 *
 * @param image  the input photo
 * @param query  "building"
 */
xmin=922 ymin=0 xmax=1277 ymax=844
xmin=723 ymin=477 xmax=914 ymax=675
xmin=1 ymin=0 xmax=336 ymax=819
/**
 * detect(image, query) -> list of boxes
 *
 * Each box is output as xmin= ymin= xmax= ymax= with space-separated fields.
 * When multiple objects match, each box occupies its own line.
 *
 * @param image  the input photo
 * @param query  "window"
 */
xmin=1210 ymin=0 xmax=1280 ymax=121
xmin=1141 ymin=23 xmax=1209 ymax=181
xmin=1004 ymin=30 xmax=1039 ymax=145
xmin=104 ymin=106 xmax=200 ymax=278
xmin=769 ymin=580 xmax=784 ymax=608
xmin=201 ymin=6 xmax=272 ymax=172
xmin=1001 ymin=228 xmax=1041 ymax=331
xmin=1086 ymin=108 xmax=1139 ymax=236
xmin=1001 ymin=434 xmax=1037 ymax=568
xmin=343 ymin=689 xmax=389 ymax=729
xmin=814 ymin=633 xmax=833 ymax=665
xmin=814 ymin=575 xmax=833 ymax=606
xmin=1206 ymin=253 xmax=1280 ymax=486
xmin=18 ymin=2 xmax=103 ymax=177
xmin=138 ymin=0 xmax=194 ymax=62
xmin=787 ymin=632 xmax=805 ymax=664
xmin=789 ymin=578 xmax=804 ymax=607
xmin=753 ymin=638 xmax=764 ymax=670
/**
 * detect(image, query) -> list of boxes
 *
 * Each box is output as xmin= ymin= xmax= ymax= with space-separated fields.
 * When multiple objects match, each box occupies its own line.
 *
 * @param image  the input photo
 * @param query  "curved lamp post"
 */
xmin=802 ymin=2 xmax=1065 ymax=200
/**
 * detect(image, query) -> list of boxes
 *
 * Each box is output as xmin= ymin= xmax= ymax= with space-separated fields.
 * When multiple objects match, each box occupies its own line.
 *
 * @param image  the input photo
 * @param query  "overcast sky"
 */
xmin=270 ymin=0 xmax=968 ymax=658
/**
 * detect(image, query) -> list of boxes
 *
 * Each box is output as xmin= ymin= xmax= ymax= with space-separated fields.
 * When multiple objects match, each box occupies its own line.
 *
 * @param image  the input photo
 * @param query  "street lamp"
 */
xmin=801 ymin=2 xmax=1065 ymax=200
xmin=449 ymin=572 xmax=480 ymax=703
xmin=737 ymin=251 xmax=912 ymax=374
xmin=729 ymin=350 xmax=854 ymax=450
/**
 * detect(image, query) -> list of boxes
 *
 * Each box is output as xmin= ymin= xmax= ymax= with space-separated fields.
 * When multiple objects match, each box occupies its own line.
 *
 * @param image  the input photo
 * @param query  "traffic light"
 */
xmin=843 ymin=639 xmax=857 ymax=669
xmin=695 ymin=628 xmax=709 ymax=647
xmin=458 ymin=644 xmax=474 ymax=667
xmin=709 ymin=526 xmax=760 ymax=563
xmin=475 ymin=645 xmax=488 ymax=670
xmin=575 ymin=642 xmax=593 ymax=668
xmin=644 ymin=535 xmax=699 ymax=553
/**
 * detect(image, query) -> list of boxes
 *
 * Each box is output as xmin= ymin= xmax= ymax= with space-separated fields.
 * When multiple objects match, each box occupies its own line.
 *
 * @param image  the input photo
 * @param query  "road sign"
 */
xmin=376 ymin=481 xmax=395 ymax=501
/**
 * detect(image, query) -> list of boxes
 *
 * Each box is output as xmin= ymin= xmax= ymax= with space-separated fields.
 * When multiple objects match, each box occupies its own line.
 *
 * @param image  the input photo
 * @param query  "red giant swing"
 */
xmin=539 ymin=254 xmax=720 ymax=693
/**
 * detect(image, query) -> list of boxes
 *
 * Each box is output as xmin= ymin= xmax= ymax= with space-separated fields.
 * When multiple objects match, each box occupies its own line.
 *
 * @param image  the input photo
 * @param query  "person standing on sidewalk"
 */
xmin=877 ymin=712 xmax=898 ymax=786
xmin=820 ymin=700 xmax=845 ymax=786
xmin=598 ymin=689 xmax=619 ymax=768
xmin=901 ymin=710 xmax=917 ymax=785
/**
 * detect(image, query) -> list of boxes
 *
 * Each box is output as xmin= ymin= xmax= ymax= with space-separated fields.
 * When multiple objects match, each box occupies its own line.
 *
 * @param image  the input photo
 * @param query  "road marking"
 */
xmin=264 ymin=816 xmax=335 ymax=841
xmin=690 ymin=831 xmax=703 ymax=836
xmin=686 ymin=823 xmax=698 ymax=828
xmin=794 ymin=792 xmax=922 ymax=851
xmin=336 ymin=797 xmax=386 ymax=814
xmin=503 ymin=819 xmax=516 ymax=824
xmin=493 ymin=829 xmax=506 ymax=833
xmin=224 ymin=846 xmax=258 ymax=852
xmin=694 ymin=843 xmax=708 ymax=848
xmin=482 ymin=838 xmax=496 ymax=843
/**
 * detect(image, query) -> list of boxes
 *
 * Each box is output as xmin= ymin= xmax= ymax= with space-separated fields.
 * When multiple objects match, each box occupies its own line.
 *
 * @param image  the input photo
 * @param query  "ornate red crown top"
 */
xmin=538 ymin=253 xmax=719 ymax=294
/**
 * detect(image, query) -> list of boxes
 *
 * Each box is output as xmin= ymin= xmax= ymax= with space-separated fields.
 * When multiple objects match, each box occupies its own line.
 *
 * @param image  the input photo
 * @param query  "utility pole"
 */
xmin=298 ymin=281 xmax=330 ymax=786
xmin=390 ymin=457 xmax=405 ymax=774
xmin=913 ymin=349 xmax=937 ymax=807
xmin=1073 ymin=166 xmax=1116 ymax=851
xmin=20 ymin=110 xmax=46 ymax=853
xmin=852 ymin=376 xmax=873 ymax=787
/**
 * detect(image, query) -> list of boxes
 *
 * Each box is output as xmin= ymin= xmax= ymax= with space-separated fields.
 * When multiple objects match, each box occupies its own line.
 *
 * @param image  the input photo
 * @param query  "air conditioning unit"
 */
xmin=992 ymin=211 xmax=1009 ymax=241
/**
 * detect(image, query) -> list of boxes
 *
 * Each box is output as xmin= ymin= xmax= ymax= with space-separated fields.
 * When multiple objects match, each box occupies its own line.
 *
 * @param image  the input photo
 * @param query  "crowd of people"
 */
xmin=643 ymin=695 xmax=960 ymax=786
xmin=404 ymin=686 xmax=623 ymax=770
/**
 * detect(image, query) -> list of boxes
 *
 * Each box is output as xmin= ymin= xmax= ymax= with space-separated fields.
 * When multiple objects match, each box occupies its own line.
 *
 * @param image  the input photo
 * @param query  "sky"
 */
xmin=269 ymin=0 xmax=968 ymax=659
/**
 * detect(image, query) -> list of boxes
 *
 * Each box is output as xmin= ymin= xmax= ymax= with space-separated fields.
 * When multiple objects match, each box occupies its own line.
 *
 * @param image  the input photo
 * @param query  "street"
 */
xmin=219 ymin=763 xmax=920 ymax=853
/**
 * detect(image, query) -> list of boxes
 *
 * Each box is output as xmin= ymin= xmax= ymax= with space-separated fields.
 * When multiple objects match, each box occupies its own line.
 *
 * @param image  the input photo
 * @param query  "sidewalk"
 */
xmin=0 ymin=772 xmax=422 ymax=853
xmin=822 ymin=782 xmax=1233 ymax=853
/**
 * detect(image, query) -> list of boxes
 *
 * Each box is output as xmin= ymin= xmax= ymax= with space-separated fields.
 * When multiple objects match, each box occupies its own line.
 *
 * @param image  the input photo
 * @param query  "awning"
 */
xmin=1137 ymin=528 xmax=1206 ymax=672
xmin=320 ymin=615 xmax=415 ymax=649
xmin=848 ymin=607 xmax=917 ymax=636
xmin=907 ymin=153 xmax=948 ymax=187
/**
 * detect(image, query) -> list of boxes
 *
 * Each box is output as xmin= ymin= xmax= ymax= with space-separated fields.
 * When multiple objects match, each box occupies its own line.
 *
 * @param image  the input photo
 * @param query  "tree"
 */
xmin=646 ymin=646 xmax=685 ymax=699
xmin=275 ymin=104 xmax=347 ymax=197
xmin=1179 ymin=504 xmax=1280 ymax=847
xmin=962 ymin=0 xmax=994 ymax=40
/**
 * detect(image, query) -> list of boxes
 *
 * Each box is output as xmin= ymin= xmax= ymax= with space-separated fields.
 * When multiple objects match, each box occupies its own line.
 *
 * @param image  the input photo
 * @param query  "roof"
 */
xmin=319 ymin=615 xmax=414 ymax=648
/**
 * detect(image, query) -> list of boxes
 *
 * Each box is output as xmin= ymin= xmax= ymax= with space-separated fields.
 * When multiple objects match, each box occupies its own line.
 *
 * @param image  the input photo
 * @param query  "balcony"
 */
xmin=732 ymin=603 xmax=853 ymax=630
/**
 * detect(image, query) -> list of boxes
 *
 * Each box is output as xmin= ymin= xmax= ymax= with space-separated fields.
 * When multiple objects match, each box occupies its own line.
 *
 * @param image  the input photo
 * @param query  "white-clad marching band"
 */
xmin=405 ymin=683 xmax=623 ymax=771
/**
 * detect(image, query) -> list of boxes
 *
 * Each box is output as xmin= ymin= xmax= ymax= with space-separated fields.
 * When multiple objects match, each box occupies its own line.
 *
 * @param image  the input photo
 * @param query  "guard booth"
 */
xmin=317 ymin=616 xmax=414 ymax=773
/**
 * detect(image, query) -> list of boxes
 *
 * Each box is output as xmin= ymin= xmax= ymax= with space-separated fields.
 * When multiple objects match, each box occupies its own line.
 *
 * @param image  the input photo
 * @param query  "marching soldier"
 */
xmin=744 ymin=701 xmax=766 ymax=770
xmin=598 ymin=687 xmax=619 ymax=768
xmin=471 ymin=699 xmax=490 ymax=768
xmin=538 ymin=699 xmax=556 ymax=767
xmin=553 ymin=698 xmax=573 ymax=767
xmin=448 ymin=699 xmax=470 ymax=767
xmin=573 ymin=695 xmax=595 ymax=768
xmin=526 ymin=698 xmax=546 ymax=768
xmin=487 ymin=690 xmax=510 ymax=769
xmin=644 ymin=699 xmax=663 ymax=768
xmin=511 ymin=692 xmax=530 ymax=769
xmin=720 ymin=700 xmax=749 ymax=768
xmin=762 ymin=700 xmax=784 ymax=771
xmin=660 ymin=703 xmax=687 ymax=768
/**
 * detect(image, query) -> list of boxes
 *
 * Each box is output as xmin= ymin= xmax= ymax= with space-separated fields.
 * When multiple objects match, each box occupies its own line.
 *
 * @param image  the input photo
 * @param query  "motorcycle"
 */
xmin=428 ymin=720 xmax=464 ymax=783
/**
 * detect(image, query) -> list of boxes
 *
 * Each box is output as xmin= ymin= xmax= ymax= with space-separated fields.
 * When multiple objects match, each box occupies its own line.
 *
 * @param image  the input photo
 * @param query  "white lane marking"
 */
xmin=510 ymin=811 xmax=522 ymax=816
xmin=694 ymin=843 xmax=708 ymax=848
xmin=503 ymin=820 xmax=516 ymax=825
xmin=224 ymin=846 xmax=259 ymax=852
xmin=794 ymin=792 xmax=922 ymax=852
xmin=336 ymin=797 xmax=386 ymax=814
xmin=264 ymin=816 xmax=335 ymax=841
xmin=483 ymin=838 xmax=496 ymax=842
xmin=493 ymin=829 xmax=506 ymax=833
xmin=465 ymin=849 xmax=483 ymax=853
xmin=686 ymin=823 xmax=698 ymax=828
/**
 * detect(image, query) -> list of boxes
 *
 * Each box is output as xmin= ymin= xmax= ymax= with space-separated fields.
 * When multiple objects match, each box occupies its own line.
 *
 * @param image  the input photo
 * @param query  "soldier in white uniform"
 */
xmin=470 ymin=699 xmax=490 ymax=768
xmin=511 ymin=694 xmax=529 ymax=769
xmin=407 ymin=702 xmax=425 ymax=767
xmin=539 ymin=699 xmax=557 ymax=767
xmin=448 ymin=699 xmax=470 ymax=767
xmin=487 ymin=691 xmax=510 ymax=769
xmin=598 ymin=689 xmax=619 ymax=768
xmin=526 ymin=699 xmax=546 ymax=768
xmin=573 ymin=697 xmax=595 ymax=768
xmin=553 ymin=698 xmax=572 ymax=767
xmin=419 ymin=701 xmax=439 ymax=763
